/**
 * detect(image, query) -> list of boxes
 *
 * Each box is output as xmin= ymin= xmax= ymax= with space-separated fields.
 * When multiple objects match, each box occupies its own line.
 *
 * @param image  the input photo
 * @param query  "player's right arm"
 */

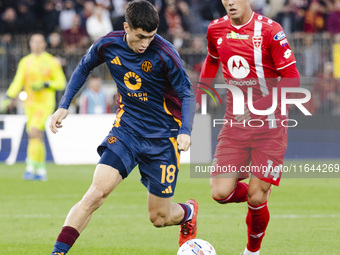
xmin=196 ymin=24 xmax=220 ymax=108
xmin=58 ymin=41 xmax=105 ymax=110
xmin=1 ymin=58 xmax=25 ymax=113
xmin=49 ymin=39 xmax=106 ymax=133
xmin=6 ymin=58 xmax=25 ymax=98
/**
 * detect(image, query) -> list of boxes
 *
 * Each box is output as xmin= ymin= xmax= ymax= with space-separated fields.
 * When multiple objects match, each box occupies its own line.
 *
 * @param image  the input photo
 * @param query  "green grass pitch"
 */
xmin=1 ymin=161 xmax=340 ymax=255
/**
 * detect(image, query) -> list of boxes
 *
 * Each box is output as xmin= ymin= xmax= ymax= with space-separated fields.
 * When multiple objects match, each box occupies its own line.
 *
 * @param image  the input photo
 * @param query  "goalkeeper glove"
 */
xmin=1 ymin=96 xmax=11 ymax=113
xmin=31 ymin=82 xmax=49 ymax=91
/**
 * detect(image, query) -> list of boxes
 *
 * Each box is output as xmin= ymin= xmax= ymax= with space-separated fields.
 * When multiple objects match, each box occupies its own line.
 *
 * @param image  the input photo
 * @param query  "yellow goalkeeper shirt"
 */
xmin=6 ymin=52 xmax=66 ymax=109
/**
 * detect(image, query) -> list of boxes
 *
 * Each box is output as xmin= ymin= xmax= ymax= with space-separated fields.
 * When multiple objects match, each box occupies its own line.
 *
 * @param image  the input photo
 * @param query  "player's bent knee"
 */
xmin=247 ymin=192 xmax=266 ymax=205
xmin=211 ymin=187 xmax=234 ymax=202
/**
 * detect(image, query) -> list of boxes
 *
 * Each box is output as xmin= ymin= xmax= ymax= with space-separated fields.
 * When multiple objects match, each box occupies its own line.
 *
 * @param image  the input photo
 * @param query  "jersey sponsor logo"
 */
xmin=280 ymin=38 xmax=288 ymax=47
xmin=124 ymin=71 xmax=142 ymax=90
xmin=107 ymin=136 xmax=117 ymax=144
xmin=252 ymin=35 xmax=263 ymax=48
xmin=227 ymin=31 xmax=249 ymax=40
xmin=228 ymin=79 xmax=257 ymax=86
xmin=127 ymin=92 xmax=148 ymax=101
xmin=141 ymin=60 xmax=152 ymax=73
xmin=217 ymin=38 xmax=223 ymax=45
xmin=274 ymin=31 xmax=286 ymax=41
xmin=227 ymin=55 xmax=250 ymax=79
xmin=284 ymin=49 xmax=292 ymax=59
xmin=111 ymin=56 xmax=122 ymax=66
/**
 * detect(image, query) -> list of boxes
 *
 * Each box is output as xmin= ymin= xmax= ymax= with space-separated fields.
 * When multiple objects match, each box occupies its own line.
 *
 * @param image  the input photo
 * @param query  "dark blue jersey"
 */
xmin=59 ymin=31 xmax=196 ymax=138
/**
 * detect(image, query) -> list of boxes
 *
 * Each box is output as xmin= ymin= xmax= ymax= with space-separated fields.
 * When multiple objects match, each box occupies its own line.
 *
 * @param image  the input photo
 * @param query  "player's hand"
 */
xmin=177 ymin=133 xmax=191 ymax=151
xmin=0 ymin=97 xmax=11 ymax=113
xmin=31 ymin=81 xmax=48 ymax=91
xmin=49 ymin=108 xmax=68 ymax=134
xmin=234 ymin=105 xmax=251 ymax=122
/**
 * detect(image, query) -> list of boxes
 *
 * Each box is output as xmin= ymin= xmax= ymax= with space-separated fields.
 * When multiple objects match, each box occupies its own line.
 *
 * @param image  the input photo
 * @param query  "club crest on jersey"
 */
xmin=252 ymin=35 xmax=262 ymax=48
xmin=141 ymin=60 xmax=153 ymax=73
xmin=227 ymin=31 xmax=249 ymax=40
xmin=107 ymin=136 xmax=117 ymax=144
xmin=274 ymin=31 xmax=286 ymax=41
xmin=227 ymin=55 xmax=250 ymax=79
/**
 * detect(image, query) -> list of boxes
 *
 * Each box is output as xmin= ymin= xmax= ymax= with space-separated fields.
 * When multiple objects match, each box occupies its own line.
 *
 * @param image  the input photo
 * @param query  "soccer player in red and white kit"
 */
xmin=197 ymin=0 xmax=300 ymax=254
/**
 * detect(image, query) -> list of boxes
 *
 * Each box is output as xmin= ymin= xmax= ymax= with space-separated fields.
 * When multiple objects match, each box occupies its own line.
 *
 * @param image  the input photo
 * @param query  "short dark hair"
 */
xmin=125 ymin=0 xmax=159 ymax=32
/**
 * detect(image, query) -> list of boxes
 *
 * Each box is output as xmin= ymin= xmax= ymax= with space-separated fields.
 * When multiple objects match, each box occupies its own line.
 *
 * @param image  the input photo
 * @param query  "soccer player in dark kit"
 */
xmin=49 ymin=1 xmax=197 ymax=254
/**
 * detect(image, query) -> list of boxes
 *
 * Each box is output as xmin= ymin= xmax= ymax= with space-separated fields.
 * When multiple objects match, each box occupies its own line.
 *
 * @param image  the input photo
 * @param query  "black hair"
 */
xmin=125 ymin=0 xmax=159 ymax=32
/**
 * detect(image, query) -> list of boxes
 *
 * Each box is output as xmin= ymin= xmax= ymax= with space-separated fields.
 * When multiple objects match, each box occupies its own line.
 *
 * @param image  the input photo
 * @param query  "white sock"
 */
xmin=244 ymin=247 xmax=260 ymax=255
xmin=186 ymin=203 xmax=194 ymax=222
xmin=25 ymin=165 xmax=34 ymax=174
xmin=36 ymin=168 xmax=47 ymax=176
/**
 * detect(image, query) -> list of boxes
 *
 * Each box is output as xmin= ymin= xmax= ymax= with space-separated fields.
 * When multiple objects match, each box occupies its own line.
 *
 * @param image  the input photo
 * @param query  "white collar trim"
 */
xmin=231 ymin=12 xmax=254 ymax=30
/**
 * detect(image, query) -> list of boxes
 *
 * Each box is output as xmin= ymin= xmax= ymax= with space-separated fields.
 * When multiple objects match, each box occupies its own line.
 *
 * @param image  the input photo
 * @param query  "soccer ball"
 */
xmin=177 ymin=239 xmax=217 ymax=255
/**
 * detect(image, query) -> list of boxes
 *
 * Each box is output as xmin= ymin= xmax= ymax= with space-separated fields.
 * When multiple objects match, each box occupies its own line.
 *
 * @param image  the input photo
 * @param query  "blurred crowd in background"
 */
xmin=1 ymin=0 xmax=340 ymax=115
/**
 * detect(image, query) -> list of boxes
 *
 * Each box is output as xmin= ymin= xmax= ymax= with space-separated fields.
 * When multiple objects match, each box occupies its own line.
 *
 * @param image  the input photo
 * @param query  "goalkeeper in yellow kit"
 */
xmin=1 ymin=33 xmax=66 ymax=180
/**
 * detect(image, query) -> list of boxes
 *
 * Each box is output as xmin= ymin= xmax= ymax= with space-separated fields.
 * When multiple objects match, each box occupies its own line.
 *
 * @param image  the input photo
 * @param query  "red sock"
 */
xmin=56 ymin=226 xmax=80 ymax=247
xmin=246 ymin=201 xmax=270 ymax=252
xmin=213 ymin=182 xmax=248 ymax=204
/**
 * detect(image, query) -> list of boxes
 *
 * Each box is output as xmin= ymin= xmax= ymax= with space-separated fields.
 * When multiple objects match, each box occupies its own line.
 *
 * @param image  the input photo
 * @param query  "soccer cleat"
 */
xmin=33 ymin=174 xmax=47 ymax=181
xmin=22 ymin=171 xmax=34 ymax=180
xmin=52 ymin=252 xmax=65 ymax=255
xmin=179 ymin=199 xmax=198 ymax=246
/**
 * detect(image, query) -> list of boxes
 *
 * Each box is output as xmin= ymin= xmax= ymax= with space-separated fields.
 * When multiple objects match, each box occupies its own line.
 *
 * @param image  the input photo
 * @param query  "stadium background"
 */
xmin=0 ymin=0 xmax=340 ymax=254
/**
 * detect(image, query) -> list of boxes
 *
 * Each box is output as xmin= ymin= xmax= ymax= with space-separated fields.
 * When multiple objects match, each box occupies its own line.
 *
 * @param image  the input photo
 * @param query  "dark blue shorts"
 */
xmin=97 ymin=125 xmax=180 ymax=198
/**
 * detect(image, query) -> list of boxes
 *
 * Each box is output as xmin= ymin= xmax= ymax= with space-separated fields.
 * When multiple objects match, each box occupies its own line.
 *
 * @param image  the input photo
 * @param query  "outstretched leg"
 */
xmin=51 ymin=164 xmax=123 ymax=255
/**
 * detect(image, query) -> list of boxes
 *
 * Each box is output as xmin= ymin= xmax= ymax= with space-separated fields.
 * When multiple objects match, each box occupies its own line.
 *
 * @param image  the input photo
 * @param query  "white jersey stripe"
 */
xmin=254 ymin=20 xmax=277 ymax=129
xmin=208 ymin=52 xmax=219 ymax=59
xmin=277 ymin=61 xmax=296 ymax=70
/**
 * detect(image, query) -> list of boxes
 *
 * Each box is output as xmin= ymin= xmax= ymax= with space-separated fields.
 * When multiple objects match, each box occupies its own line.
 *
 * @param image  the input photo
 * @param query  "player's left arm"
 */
xmin=6 ymin=58 xmax=25 ymax=98
xmin=46 ymin=57 xmax=67 ymax=91
xmin=166 ymin=51 xmax=196 ymax=151
xmin=252 ymin=23 xmax=300 ymax=111
xmin=1 ymin=59 xmax=25 ymax=112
